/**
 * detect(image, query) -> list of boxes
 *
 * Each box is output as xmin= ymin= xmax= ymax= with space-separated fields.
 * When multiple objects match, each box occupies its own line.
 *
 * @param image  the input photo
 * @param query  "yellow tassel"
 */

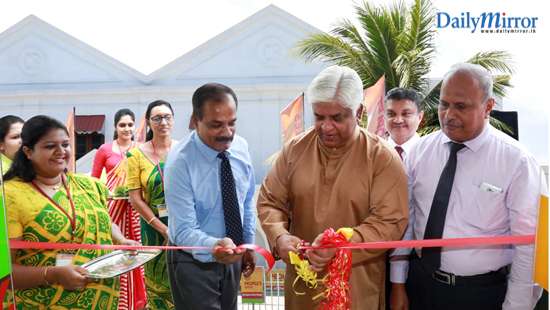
xmin=336 ymin=227 xmax=354 ymax=241
xmin=289 ymin=251 xmax=319 ymax=289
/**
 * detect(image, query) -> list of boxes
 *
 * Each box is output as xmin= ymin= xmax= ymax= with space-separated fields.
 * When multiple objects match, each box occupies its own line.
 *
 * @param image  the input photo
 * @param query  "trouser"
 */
xmin=406 ymin=253 xmax=508 ymax=310
xmin=167 ymin=249 xmax=242 ymax=310
xmin=385 ymin=253 xmax=391 ymax=310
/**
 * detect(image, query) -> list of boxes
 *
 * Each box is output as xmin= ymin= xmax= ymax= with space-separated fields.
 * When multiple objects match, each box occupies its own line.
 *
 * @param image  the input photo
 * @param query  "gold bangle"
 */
xmin=146 ymin=216 xmax=157 ymax=225
xmin=43 ymin=266 xmax=51 ymax=286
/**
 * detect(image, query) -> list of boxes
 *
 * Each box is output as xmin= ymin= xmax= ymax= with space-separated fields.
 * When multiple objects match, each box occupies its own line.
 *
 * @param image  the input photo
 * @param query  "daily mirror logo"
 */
xmin=437 ymin=12 xmax=538 ymax=34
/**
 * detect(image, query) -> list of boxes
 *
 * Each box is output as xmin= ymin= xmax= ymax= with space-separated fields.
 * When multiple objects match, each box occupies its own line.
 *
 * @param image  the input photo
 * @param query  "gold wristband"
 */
xmin=146 ymin=216 xmax=158 ymax=225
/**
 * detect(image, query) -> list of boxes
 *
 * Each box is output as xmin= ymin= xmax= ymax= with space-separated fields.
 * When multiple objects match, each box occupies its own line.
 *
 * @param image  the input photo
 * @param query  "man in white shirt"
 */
xmin=383 ymin=87 xmax=424 ymax=162
xmin=383 ymin=87 xmax=423 ymax=310
xmin=390 ymin=63 xmax=544 ymax=310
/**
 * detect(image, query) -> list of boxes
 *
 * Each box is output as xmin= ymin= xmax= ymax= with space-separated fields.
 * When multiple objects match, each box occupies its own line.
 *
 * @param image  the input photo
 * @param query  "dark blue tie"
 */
xmin=422 ymin=142 xmax=465 ymax=271
xmin=218 ymin=152 xmax=244 ymax=245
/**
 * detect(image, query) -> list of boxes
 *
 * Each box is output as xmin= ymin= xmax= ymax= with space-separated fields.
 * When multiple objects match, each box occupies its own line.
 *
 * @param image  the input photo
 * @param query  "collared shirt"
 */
xmin=391 ymin=125 xmax=544 ymax=309
xmin=165 ymin=131 xmax=256 ymax=262
xmin=387 ymin=133 xmax=420 ymax=162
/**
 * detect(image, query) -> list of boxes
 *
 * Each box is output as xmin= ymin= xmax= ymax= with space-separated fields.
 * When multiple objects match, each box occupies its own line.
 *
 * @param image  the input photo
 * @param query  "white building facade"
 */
xmin=0 ymin=5 xmax=326 ymax=182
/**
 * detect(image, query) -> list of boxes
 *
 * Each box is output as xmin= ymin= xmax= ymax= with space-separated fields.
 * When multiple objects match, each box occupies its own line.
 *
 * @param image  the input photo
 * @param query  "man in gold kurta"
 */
xmin=257 ymin=65 xmax=409 ymax=310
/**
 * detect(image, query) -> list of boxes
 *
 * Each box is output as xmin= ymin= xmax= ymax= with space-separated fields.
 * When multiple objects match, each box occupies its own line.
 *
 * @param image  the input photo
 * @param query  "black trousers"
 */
xmin=385 ymin=254 xmax=391 ymax=310
xmin=406 ymin=254 xmax=507 ymax=310
xmin=167 ymin=249 xmax=242 ymax=310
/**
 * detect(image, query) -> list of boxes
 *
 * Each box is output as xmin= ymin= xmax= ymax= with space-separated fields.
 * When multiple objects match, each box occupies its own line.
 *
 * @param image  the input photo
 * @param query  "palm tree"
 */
xmin=296 ymin=0 xmax=513 ymax=135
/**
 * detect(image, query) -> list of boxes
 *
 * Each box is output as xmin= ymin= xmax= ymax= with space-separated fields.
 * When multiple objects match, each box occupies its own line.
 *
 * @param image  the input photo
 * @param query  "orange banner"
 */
xmin=135 ymin=114 xmax=147 ymax=143
xmin=363 ymin=76 xmax=386 ymax=137
xmin=281 ymin=93 xmax=304 ymax=144
xmin=65 ymin=108 xmax=76 ymax=172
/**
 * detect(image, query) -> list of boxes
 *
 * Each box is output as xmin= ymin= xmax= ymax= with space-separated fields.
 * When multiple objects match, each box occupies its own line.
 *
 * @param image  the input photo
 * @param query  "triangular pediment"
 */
xmin=149 ymin=5 xmax=326 ymax=85
xmin=0 ymin=15 xmax=147 ymax=89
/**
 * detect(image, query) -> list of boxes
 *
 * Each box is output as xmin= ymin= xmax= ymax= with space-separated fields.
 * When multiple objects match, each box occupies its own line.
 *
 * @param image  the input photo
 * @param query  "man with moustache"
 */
xmin=164 ymin=83 xmax=256 ymax=310
xmin=390 ymin=63 xmax=544 ymax=310
xmin=257 ymin=65 xmax=409 ymax=309
xmin=383 ymin=88 xmax=424 ymax=162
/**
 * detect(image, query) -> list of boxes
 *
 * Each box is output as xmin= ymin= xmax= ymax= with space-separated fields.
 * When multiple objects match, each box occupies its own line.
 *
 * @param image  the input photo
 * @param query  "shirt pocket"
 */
xmin=463 ymin=181 xmax=507 ymax=232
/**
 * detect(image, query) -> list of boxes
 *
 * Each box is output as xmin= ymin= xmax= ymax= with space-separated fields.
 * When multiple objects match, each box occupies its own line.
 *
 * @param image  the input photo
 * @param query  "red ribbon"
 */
xmin=9 ymin=241 xmax=275 ymax=271
xmin=299 ymin=234 xmax=535 ymax=250
xmin=9 ymin=235 xmax=535 ymax=274
xmin=317 ymin=228 xmax=353 ymax=310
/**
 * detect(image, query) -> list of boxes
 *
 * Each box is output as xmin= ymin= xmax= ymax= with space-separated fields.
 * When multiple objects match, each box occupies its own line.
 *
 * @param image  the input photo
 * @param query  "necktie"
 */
xmin=395 ymin=145 xmax=404 ymax=161
xmin=422 ymin=142 xmax=465 ymax=271
xmin=218 ymin=152 xmax=244 ymax=245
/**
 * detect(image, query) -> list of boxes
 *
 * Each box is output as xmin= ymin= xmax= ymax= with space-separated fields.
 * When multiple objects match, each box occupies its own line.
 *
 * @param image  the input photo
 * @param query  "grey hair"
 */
xmin=443 ymin=63 xmax=493 ymax=101
xmin=306 ymin=65 xmax=364 ymax=111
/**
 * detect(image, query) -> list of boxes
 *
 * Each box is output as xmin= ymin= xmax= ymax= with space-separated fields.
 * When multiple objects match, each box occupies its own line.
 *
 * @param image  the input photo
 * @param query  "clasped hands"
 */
xmin=276 ymin=233 xmax=339 ymax=272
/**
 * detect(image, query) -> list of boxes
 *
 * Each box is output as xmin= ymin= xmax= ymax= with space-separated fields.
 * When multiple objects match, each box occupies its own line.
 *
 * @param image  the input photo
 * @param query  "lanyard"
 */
xmin=32 ymin=175 xmax=77 ymax=240
xmin=151 ymin=140 xmax=170 ymax=189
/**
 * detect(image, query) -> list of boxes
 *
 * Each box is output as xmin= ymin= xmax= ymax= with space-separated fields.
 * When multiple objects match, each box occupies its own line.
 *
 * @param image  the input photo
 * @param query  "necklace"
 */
xmin=116 ymin=140 xmax=134 ymax=155
xmin=35 ymin=177 xmax=62 ymax=191
xmin=32 ymin=174 xmax=77 ymax=241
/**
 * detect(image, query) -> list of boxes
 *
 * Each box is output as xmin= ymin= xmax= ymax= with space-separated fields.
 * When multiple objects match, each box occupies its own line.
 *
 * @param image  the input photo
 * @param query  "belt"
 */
xmin=432 ymin=265 xmax=509 ymax=286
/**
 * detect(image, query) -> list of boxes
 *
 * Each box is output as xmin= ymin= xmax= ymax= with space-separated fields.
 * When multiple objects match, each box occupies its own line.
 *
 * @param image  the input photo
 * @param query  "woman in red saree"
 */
xmin=92 ymin=109 xmax=146 ymax=310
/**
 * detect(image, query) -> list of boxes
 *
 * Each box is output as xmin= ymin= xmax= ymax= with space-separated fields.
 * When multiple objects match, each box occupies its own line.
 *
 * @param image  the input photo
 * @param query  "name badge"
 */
xmin=157 ymin=204 xmax=168 ymax=218
xmin=55 ymin=253 xmax=75 ymax=266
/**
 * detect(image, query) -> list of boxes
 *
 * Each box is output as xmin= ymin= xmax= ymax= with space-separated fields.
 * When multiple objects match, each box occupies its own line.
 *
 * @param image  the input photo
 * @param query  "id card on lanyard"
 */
xmin=151 ymin=141 xmax=170 ymax=218
xmin=32 ymin=175 xmax=77 ymax=264
xmin=156 ymin=162 xmax=168 ymax=218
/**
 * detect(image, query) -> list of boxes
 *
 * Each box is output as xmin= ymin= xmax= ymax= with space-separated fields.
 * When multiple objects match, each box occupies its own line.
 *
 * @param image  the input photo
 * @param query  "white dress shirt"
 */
xmin=391 ymin=124 xmax=544 ymax=309
xmin=387 ymin=133 xmax=420 ymax=162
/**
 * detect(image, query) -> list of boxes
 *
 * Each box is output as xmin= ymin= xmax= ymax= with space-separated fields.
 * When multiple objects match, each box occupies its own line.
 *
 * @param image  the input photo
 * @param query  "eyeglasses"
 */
xmin=150 ymin=114 xmax=173 ymax=124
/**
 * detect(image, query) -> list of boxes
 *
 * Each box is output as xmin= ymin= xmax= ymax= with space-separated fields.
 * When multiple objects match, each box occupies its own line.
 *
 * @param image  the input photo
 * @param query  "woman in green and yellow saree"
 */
xmin=0 ymin=115 xmax=24 ymax=175
xmin=127 ymin=100 xmax=177 ymax=309
xmin=4 ymin=115 xmax=139 ymax=309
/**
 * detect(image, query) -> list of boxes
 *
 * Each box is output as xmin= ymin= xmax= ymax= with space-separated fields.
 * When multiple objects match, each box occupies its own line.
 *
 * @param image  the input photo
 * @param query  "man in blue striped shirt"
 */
xmin=165 ymin=83 xmax=256 ymax=310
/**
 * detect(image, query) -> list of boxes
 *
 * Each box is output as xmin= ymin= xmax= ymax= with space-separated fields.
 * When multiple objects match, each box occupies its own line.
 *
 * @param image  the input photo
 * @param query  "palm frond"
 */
xmin=492 ymin=74 xmax=513 ymax=98
xmin=393 ymin=0 xmax=435 ymax=92
xmin=417 ymin=104 xmax=439 ymax=136
xmin=403 ymin=0 xmax=435 ymax=52
xmin=420 ymin=80 xmax=441 ymax=110
xmin=388 ymin=1 xmax=406 ymax=32
xmin=465 ymin=51 xmax=514 ymax=74
xmin=296 ymin=33 xmax=375 ymax=83
xmin=489 ymin=116 xmax=514 ymax=135
xmin=356 ymin=2 xmax=400 ymax=87
xmin=332 ymin=19 xmax=370 ymax=55
xmin=394 ymin=48 xmax=432 ymax=91
xmin=294 ymin=0 xmax=516 ymax=139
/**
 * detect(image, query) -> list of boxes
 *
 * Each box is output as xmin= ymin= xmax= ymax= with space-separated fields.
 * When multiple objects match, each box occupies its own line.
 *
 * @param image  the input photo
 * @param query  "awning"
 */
xmin=75 ymin=115 xmax=105 ymax=134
